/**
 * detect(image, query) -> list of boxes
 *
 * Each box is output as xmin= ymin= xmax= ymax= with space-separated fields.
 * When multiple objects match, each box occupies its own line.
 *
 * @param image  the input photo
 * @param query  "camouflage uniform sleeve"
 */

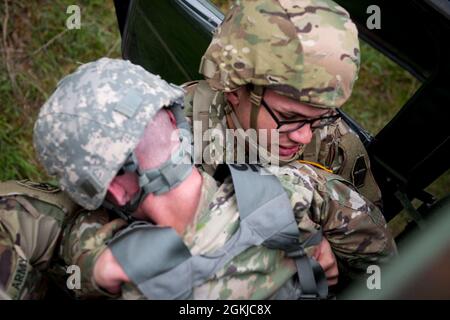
xmin=60 ymin=208 xmax=127 ymax=298
xmin=0 ymin=230 xmax=46 ymax=299
xmin=278 ymin=164 xmax=396 ymax=280
xmin=313 ymin=119 xmax=383 ymax=208
xmin=0 ymin=196 xmax=62 ymax=299
xmin=309 ymin=175 xmax=398 ymax=279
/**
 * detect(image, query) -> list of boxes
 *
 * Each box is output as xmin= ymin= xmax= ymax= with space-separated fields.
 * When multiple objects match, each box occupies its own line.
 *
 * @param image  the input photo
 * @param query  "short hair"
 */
xmin=134 ymin=108 xmax=179 ymax=170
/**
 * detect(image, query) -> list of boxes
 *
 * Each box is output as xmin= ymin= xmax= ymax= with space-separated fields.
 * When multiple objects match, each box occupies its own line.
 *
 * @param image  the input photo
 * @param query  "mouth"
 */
xmin=277 ymin=145 xmax=300 ymax=157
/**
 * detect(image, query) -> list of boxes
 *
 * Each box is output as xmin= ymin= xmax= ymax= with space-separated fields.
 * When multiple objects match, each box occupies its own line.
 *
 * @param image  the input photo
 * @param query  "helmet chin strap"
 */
xmin=104 ymin=103 xmax=193 ymax=221
xmin=249 ymin=85 xmax=264 ymax=130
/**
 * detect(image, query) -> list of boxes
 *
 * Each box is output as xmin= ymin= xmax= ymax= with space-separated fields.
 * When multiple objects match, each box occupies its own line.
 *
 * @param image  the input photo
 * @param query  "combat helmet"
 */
xmin=200 ymin=0 xmax=360 ymax=129
xmin=34 ymin=58 xmax=192 ymax=217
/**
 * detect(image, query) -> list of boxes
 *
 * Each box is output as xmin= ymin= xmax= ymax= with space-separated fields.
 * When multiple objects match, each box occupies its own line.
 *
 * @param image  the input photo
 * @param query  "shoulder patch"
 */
xmin=16 ymin=180 xmax=60 ymax=193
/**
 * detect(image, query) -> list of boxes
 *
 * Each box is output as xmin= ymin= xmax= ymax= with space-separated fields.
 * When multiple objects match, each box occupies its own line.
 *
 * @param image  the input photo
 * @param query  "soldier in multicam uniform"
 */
xmin=1 ymin=0 xmax=390 ymax=300
xmin=185 ymin=0 xmax=383 ymax=208
xmin=0 ymin=180 xmax=78 ymax=299
xmin=33 ymin=58 xmax=396 ymax=299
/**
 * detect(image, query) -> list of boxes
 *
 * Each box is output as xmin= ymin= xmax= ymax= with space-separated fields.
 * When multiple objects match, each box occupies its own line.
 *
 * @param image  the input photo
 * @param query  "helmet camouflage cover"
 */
xmin=200 ymin=0 xmax=360 ymax=109
xmin=33 ymin=58 xmax=184 ymax=210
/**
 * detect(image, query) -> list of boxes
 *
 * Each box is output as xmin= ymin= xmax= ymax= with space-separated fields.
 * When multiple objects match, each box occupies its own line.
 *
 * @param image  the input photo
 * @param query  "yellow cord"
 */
xmin=297 ymin=160 xmax=334 ymax=173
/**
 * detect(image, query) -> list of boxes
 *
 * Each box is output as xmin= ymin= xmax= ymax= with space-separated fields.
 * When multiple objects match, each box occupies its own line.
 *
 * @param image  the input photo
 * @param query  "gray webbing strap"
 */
xmin=227 ymin=164 xmax=327 ymax=299
xmin=286 ymin=231 xmax=328 ymax=299
xmin=108 ymin=222 xmax=192 ymax=286
xmin=136 ymin=165 xmax=299 ymax=298
xmin=170 ymin=102 xmax=191 ymax=132
xmin=109 ymin=164 xmax=327 ymax=299
xmin=138 ymin=146 xmax=192 ymax=196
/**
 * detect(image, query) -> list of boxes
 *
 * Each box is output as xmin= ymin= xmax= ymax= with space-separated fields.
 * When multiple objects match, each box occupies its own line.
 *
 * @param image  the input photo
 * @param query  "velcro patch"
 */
xmin=115 ymin=89 xmax=143 ymax=118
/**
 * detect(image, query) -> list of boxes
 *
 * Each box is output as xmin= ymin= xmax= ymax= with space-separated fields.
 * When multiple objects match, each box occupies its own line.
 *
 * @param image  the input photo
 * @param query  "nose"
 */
xmin=286 ymin=124 xmax=313 ymax=145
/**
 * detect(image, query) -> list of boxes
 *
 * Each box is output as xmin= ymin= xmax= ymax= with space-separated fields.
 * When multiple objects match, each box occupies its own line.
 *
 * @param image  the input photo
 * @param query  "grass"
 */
xmin=0 ymin=0 xmax=448 ymax=201
xmin=343 ymin=41 xmax=421 ymax=135
xmin=0 ymin=0 xmax=121 ymax=181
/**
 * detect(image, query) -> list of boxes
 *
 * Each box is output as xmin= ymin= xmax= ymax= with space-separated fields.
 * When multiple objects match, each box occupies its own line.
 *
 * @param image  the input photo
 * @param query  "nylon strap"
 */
xmin=192 ymin=80 xmax=217 ymax=175
xmin=109 ymin=164 xmax=327 ymax=299
xmin=249 ymin=86 xmax=264 ymax=130
xmin=198 ymin=56 xmax=217 ymax=79
xmin=302 ymin=130 xmax=320 ymax=163
xmin=108 ymin=222 xmax=191 ymax=285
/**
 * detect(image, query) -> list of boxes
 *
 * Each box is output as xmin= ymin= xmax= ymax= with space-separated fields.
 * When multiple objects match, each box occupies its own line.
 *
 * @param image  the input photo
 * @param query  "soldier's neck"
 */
xmin=142 ymin=168 xmax=203 ymax=235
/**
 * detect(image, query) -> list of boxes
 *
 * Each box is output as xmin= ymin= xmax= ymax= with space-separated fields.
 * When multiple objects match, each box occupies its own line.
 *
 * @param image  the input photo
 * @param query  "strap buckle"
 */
xmin=286 ymin=246 xmax=306 ymax=259
xmin=298 ymin=293 xmax=322 ymax=300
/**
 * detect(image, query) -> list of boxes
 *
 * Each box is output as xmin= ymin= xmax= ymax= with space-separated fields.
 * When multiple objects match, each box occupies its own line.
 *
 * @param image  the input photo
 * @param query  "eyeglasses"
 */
xmin=260 ymin=98 xmax=340 ymax=133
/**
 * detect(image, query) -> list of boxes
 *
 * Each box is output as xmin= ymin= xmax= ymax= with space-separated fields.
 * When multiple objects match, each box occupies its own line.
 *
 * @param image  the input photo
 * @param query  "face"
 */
xmin=228 ymin=87 xmax=331 ymax=159
xmin=106 ymin=109 xmax=178 ymax=214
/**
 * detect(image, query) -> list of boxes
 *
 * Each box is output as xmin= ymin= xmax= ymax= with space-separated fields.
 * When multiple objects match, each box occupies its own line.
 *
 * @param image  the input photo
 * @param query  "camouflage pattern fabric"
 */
xmin=0 ymin=182 xmax=70 ymax=299
xmin=61 ymin=165 xmax=396 ymax=299
xmin=200 ymin=0 xmax=360 ymax=109
xmin=59 ymin=209 xmax=127 ymax=299
xmin=33 ymin=58 xmax=185 ymax=211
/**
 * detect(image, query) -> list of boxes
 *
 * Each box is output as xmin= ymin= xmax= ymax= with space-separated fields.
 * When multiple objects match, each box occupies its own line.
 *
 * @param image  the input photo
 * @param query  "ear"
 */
xmin=166 ymin=109 xmax=177 ymax=127
xmin=106 ymin=178 xmax=128 ymax=206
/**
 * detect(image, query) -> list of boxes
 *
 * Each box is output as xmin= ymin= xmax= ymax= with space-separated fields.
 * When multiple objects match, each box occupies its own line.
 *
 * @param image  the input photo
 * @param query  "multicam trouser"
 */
xmin=0 ymin=180 xmax=78 ymax=299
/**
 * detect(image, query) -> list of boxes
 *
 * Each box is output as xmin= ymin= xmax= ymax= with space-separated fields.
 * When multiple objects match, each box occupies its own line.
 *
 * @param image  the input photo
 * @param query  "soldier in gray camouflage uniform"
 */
xmin=33 ymin=58 xmax=396 ymax=299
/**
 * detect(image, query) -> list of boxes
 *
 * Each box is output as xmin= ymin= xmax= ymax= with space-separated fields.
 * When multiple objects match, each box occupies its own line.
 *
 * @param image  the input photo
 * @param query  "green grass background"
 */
xmin=1 ymin=0 xmax=448 ymax=203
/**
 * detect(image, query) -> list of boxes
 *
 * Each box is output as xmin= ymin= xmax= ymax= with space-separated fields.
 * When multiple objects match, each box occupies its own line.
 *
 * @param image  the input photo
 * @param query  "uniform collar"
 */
xmin=182 ymin=170 xmax=219 ymax=247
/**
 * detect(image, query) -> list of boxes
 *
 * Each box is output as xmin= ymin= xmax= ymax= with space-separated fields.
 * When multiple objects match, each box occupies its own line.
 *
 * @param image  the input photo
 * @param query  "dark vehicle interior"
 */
xmin=112 ymin=0 xmax=450 ymax=298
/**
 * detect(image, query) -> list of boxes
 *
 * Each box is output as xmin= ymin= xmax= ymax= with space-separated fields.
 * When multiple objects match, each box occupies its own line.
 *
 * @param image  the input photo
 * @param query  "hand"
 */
xmin=314 ymin=238 xmax=339 ymax=286
xmin=93 ymin=248 xmax=130 ymax=294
